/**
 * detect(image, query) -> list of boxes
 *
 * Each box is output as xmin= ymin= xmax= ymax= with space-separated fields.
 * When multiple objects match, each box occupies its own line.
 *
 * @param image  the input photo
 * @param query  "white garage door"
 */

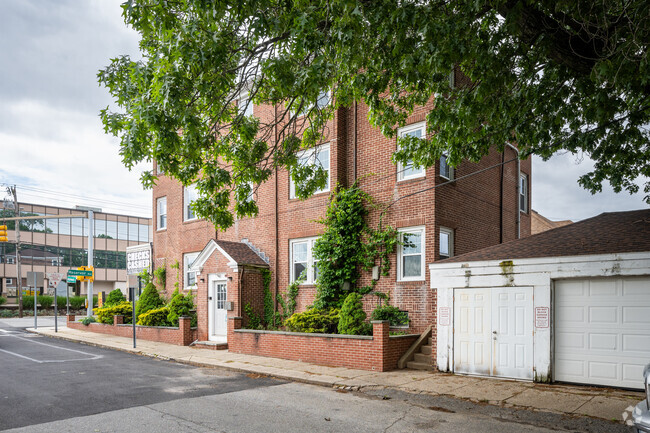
xmin=555 ymin=277 xmax=650 ymax=390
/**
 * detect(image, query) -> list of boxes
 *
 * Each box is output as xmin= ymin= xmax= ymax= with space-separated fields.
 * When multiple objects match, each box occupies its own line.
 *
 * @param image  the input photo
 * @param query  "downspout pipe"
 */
xmin=505 ymin=142 xmax=520 ymax=239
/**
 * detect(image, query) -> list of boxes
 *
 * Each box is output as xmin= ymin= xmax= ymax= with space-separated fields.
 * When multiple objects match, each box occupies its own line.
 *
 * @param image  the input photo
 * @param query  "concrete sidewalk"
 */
xmin=29 ymin=325 xmax=644 ymax=425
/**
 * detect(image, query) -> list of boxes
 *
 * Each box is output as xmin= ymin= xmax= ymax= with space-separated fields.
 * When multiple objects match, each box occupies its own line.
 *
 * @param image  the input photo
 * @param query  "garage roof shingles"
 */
xmin=215 ymin=240 xmax=269 ymax=267
xmin=442 ymin=209 xmax=650 ymax=263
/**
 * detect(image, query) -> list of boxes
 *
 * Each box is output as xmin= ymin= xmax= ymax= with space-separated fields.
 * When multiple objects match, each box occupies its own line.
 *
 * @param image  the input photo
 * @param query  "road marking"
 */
xmin=0 ymin=334 xmax=103 ymax=363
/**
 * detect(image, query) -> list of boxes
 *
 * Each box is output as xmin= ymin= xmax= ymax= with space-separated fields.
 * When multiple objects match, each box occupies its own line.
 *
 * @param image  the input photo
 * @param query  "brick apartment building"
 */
xmin=152 ymin=81 xmax=531 ymax=351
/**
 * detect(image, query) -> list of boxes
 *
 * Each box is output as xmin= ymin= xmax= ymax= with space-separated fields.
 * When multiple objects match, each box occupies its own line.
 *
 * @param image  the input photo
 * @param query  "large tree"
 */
xmin=99 ymin=0 xmax=650 ymax=228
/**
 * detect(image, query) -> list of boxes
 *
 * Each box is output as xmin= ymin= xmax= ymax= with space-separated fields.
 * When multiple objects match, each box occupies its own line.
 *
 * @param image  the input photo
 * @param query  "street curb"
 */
xmin=26 ymin=329 xmax=349 ymax=390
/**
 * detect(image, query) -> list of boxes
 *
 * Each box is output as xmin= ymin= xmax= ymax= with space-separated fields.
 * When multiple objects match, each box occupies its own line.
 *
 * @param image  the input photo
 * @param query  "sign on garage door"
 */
xmin=554 ymin=277 xmax=650 ymax=390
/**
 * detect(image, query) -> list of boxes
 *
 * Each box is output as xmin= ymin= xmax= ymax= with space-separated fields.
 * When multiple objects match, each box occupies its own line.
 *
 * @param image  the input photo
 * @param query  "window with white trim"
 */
xmin=397 ymin=122 xmax=426 ymax=181
xmin=5 ymin=278 xmax=13 ymax=286
xmin=519 ymin=174 xmax=528 ymax=213
xmin=290 ymin=237 xmax=320 ymax=284
xmin=289 ymin=144 xmax=330 ymax=199
xmin=439 ymin=227 xmax=454 ymax=259
xmin=238 ymin=92 xmax=254 ymax=117
xmin=7 ymin=256 xmax=15 ymax=265
xmin=183 ymin=252 xmax=200 ymax=290
xmin=397 ymin=226 xmax=425 ymax=281
xmin=440 ymin=152 xmax=454 ymax=180
xmin=157 ymin=197 xmax=167 ymax=230
xmin=184 ymin=185 xmax=198 ymax=221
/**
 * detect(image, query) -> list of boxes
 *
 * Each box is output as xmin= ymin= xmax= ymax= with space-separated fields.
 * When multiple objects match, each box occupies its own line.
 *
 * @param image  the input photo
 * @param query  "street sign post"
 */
xmin=67 ymin=269 xmax=93 ymax=277
xmin=27 ymin=272 xmax=44 ymax=329
xmin=67 ymin=276 xmax=76 ymax=283
xmin=46 ymin=273 xmax=64 ymax=333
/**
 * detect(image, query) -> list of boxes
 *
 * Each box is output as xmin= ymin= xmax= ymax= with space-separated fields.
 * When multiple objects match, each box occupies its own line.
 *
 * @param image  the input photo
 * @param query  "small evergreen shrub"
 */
xmin=0 ymin=296 xmax=6 ymax=306
xmin=338 ymin=293 xmax=368 ymax=335
xmin=137 ymin=305 xmax=170 ymax=326
xmin=38 ymin=295 xmax=53 ymax=309
xmin=167 ymin=290 xmax=196 ymax=327
xmin=95 ymin=302 xmax=133 ymax=324
xmin=80 ymin=316 xmax=96 ymax=326
xmin=105 ymin=289 xmax=126 ymax=307
xmin=371 ymin=305 xmax=409 ymax=327
xmin=284 ymin=308 xmax=340 ymax=333
xmin=135 ymin=280 xmax=165 ymax=320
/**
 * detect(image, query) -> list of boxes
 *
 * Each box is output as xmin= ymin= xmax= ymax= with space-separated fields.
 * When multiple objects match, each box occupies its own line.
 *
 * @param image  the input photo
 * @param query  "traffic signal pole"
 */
xmin=11 ymin=186 xmax=23 ymax=318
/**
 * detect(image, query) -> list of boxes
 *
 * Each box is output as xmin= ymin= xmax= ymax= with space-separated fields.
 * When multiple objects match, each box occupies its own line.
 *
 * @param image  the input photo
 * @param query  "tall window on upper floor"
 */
xmin=290 ymin=237 xmax=319 ymax=284
xmin=184 ymin=252 xmax=200 ymax=290
xmin=519 ymin=174 xmax=529 ymax=213
xmin=289 ymin=144 xmax=330 ymax=199
xmin=397 ymin=122 xmax=426 ymax=181
xmin=439 ymin=227 xmax=454 ymax=260
xmin=157 ymin=197 xmax=167 ymax=230
xmin=238 ymin=92 xmax=254 ymax=117
xmin=440 ymin=152 xmax=454 ymax=180
xmin=184 ymin=185 xmax=198 ymax=221
xmin=397 ymin=226 xmax=425 ymax=281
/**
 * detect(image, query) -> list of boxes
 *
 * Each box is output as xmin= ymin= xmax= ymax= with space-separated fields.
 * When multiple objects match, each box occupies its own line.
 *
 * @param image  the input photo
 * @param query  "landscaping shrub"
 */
xmin=105 ymin=289 xmax=126 ymax=307
xmin=137 ymin=305 xmax=170 ymax=326
xmin=338 ymin=293 xmax=368 ymax=335
xmin=284 ymin=308 xmax=339 ymax=333
xmin=95 ymin=302 xmax=133 ymax=324
xmin=22 ymin=296 xmax=34 ymax=310
xmin=69 ymin=296 xmax=86 ymax=310
xmin=0 ymin=310 xmax=17 ymax=318
xmin=0 ymin=296 xmax=6 ymax=306
xmin=135 ymin=279 xmax=164 ymax=319
xmin=167 ymin=290 xmax=196 ymax=327
xmin=244 ymin=303 xmax=261 ymax=329
xmin=371 ymin=305 xmax=409 ymax=327
xmin=81 ymin=316 xmax=96 ymax=326
xmin=38 ymin=295 xmax=53 ymax=309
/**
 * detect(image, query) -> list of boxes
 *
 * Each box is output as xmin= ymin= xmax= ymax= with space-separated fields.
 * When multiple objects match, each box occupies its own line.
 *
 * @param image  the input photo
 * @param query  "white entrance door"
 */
xmin=454 ymin=287 xmax=534 ymax=380
xmin=555 ymin=277 xmax=650 ymax=390
xmin=208 ymin=277 xmax=228 ymax=342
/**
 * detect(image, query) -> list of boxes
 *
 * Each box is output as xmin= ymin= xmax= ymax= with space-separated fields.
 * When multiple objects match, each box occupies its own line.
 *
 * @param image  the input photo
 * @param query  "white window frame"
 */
xmin=289 ymin=143 xmax=330 ymax=199
xmin=519 ymin=174 xmax=529 ymax=213
xmin=397 ymin=122 xmax=426 ymax=181
xmin=157 ymin=196 xmax=167 ymax=230
xmin=440 ymin=152 xmax=454 ymax=180
xmin=5 ymin=278 xmax=13 ymax=285
xmin=290 ymin=236 xmax=320 ymax=284
xmin=238 ymin=92 xmax=254 ymax=117
xmin=183 ymin=252 xmax=200 ymax=290
xmin=51 ymin=259 xmax=58 ymax=266
xmin=7 ymin=256 xmax=15 ymax=265
xmin=439 ymin=226 xmax=454 ymax=259
xmin=184 ymin=185 xmax=198 ymax=222
xmin=397 ymin=226 xmax=426 ymax=282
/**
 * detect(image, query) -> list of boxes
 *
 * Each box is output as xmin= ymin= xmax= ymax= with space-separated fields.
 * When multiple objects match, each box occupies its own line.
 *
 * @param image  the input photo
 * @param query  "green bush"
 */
xmin=167 ymin=290 xmax=196 ymax=327
xmin=80 ymin=316 xmax=96 ymax=326
xmin=69 ymin=296 xmax=86 ymax=310
xmin=56 ymin=296 xmax=67 ymax=307
xmin=0 ymin=310 xmax=17 ymax=318
xmin=38 ymin=295 xmax=53 ymax=309
xmin=285 ymin=308 xmax=340 ymax=333
xmin=0 ymin=296 xmax=6 ymax=306
xmin=137 ymin=305 xmax=170 ymax=326
xmin=244 ymin=303 xmax=261 ymax=329
xmin=22 ymin=296 xmax=35 ymax=310
xmin=135 ymin=281 xmax=165 ymax=320
xmin=95 ymin=302 xmax=133 ymax=324
xmin=338 ymin=293 xmax=368 ymax=335
xmin=371 ymin=305 xmax=409 ymax=327
xmin=105 ymin=289 xmax=126 ymax=307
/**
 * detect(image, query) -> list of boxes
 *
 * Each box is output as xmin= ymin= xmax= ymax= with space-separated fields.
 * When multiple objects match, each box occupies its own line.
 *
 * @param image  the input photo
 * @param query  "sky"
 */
xmin=0 ymin=1 xmax=647 ymax=222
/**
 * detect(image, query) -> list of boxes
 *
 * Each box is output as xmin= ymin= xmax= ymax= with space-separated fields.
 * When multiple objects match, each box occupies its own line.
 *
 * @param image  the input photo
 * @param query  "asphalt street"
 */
xmin=0 ymin=320 xmax=635 ymax=432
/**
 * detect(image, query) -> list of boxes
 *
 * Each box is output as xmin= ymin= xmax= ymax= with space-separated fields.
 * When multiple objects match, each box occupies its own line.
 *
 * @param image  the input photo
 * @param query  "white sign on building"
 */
xmin=126 ymin=243 xmax=152 ymax=276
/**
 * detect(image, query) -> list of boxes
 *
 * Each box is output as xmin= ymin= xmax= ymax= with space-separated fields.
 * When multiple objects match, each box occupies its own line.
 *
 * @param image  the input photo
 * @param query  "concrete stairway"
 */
xmin=406 ymin=336 xmax=433 ymax=370
xmin=190 ymin=341 xmax=228 ymax=350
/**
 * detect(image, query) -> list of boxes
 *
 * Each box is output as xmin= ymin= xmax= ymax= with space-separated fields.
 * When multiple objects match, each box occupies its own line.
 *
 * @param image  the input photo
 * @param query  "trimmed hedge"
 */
xmin=371 ymin=305 xmax=409 ymax=327
xmin=167 ymin=290 xmax=196 ymax=327
xmin=338 ymin=293 xmax=368 ymax=335
xmin=137 ymin=305 xmax=170 ymax=326
xmin=37 ymin=295 xmax=53 ymax=309
xmin=95 ymin=302 xmax=133 ymax=324
xmin=284 ymin=308 xmax=340 ymax=333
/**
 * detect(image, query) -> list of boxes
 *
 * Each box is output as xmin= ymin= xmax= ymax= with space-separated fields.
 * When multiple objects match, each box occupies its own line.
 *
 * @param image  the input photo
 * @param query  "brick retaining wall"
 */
xmin=227 ymin=318 xmax=418 ymax=371
xmin=67 ymin=314 xmax=197 ymax=346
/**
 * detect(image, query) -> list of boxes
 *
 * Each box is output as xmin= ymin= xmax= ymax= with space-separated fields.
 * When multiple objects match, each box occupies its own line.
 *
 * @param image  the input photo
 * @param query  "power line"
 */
xmin=15 ymin=185 xmax=150 ymax=209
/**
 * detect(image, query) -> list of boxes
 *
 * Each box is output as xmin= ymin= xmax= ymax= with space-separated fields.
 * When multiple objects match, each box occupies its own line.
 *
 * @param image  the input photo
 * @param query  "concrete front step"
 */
xmin=407 ymin=360 xmax=433 ymax=371
xmin=191 ymin=341 xmax=228 ymax=350
xmin=413 ymin=353 xmax=432 ymax=364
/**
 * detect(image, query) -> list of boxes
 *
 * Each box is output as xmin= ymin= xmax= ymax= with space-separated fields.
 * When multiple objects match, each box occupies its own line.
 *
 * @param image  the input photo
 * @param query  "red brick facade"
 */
xmin=151 ymin=97 xmax=532 ymax=366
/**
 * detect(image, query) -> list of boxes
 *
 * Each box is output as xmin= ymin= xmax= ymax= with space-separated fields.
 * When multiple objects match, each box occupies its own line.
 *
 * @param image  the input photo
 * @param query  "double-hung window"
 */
xmin=439 ymin=227 xmax=454 ymax=259
xmin=519 ymin=174 xmax=528 ymax=213
xmin=5 ymin=278 xmax=13 ymax=286
xmin=397 ymin=122 xmax=426 ymax=181
xmin=290 ymin=237 xmax=319 ymax=284
xmin=440 ymin=152 xmax=454 ymax=180
xmin=184 ymin=185 xmax=198 ymax=221
xmin=289 ymin=144 xmax=330 ymax=199
xmin=183 ymin=252 xmax=200 ymax=290
xmin=239 ymin=92 xmax=254 ymax=117
xmin=397 ymin=226 xmax=425 ymax=281
xmin=7 ymin=256 xmax=15 ymax=265
xmin=157 ymin=197 xmax=167 ymax=230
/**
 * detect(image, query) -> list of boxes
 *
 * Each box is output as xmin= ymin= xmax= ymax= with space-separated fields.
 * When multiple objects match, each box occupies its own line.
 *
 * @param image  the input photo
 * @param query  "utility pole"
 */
xmin=9 ymin=186 xmax=23 ymax=318
xmin=87 ymin=210 xmax=94 ymax=317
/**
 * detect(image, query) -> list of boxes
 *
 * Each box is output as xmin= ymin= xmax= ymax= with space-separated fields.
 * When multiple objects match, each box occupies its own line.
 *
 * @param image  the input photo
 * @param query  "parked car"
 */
xmin=633 ymin=364 xmax=650 ymax=433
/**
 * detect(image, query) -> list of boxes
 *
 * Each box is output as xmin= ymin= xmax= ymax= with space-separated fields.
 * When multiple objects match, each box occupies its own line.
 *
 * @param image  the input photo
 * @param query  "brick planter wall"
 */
xmin=227 ymin=318 xmax=418 ymax=371
xmin=67 ymin=314 xmax=197 ymax=346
